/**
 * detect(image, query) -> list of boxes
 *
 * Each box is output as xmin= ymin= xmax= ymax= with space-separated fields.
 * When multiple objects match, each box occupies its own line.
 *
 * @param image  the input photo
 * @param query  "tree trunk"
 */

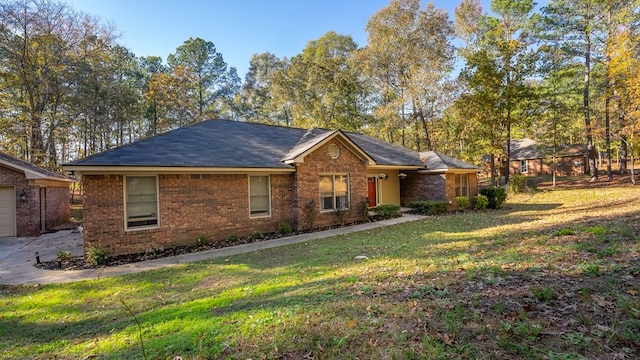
xmin=490 ymin=154 xmax=496 ymax=187
xmin=605 ymin=96 xmax=612 ymax=181
xmin=29 ymin=113 xmax=45 ymax=165
xmin=583 ymin=8 xmax=598 ymax=182
xmin=616 ymin=92 xmax=627 ymax=174
xmin=505 ymin=111 xmax=511 ymax=186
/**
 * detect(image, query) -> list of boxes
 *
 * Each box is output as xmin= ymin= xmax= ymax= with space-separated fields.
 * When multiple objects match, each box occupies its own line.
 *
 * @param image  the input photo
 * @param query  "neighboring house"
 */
xmin=64 ymin=120 xmax=479 ymax=256
xmin=509 ymin=139 xmax=586 ymax=177
xmin=0 ymin=152 xmax=74 ymax=237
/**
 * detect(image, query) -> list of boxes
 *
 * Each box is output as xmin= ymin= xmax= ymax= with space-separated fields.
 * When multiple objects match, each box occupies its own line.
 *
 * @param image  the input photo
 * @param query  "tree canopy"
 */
xmin=1 ymin=0 xmax=639 ymax=185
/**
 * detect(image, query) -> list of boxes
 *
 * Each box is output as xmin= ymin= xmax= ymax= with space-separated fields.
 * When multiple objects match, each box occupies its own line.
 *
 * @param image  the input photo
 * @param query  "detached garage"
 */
xmin=0 ymin=152 xmax=74 ymax=237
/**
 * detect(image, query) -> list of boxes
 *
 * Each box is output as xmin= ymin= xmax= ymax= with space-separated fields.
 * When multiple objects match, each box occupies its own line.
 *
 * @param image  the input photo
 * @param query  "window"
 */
xmin=455 ymin=173 xmax=469 ymax=198
xmin=520 ymin=160 xmax=528 ymax=173
xmin=249 ymin=175 xmax=270 ymax=217
xmin=319 ymin=174 xmax=349 ymax=211
xmin=125 ymin=176 xmax=158 ymax=229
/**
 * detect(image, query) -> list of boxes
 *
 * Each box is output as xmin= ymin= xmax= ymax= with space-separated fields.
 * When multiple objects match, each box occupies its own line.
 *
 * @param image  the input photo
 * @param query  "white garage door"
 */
xmin=0 ymin=187 xmax=16 ymax=237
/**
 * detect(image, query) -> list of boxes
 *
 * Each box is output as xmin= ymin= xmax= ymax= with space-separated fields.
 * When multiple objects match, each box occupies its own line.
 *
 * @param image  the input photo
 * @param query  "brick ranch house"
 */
xmin=508 ymin=139 xmax=587 ymax=177
xmin=0 ymin=152 xmax=74 ymax=237
xmin=63 ymin=120 xmax=480 ymax=256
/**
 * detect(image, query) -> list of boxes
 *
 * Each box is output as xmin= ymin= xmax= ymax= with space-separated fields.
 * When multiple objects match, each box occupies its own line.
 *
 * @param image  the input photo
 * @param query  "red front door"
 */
xmin=367 ymin=177 xmax=377 ymax=207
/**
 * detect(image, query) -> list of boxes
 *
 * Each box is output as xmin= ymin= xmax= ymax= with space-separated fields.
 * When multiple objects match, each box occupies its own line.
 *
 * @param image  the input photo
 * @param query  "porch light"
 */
xmin=398 ymin=173 xmax=407 ymax=179
xmin=18 ymin=190 xmax=28 ymax=201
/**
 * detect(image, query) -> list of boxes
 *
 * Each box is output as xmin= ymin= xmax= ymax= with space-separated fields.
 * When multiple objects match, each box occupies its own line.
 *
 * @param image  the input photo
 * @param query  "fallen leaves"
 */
xmin=591 ymin=294 xmax=615 ymax=308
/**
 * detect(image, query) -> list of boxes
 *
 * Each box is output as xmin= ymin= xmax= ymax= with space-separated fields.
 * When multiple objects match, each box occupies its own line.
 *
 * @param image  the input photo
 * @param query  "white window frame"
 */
xmin=249 ymin=175 xmax=271 ymax=218
xmin=520 ymin=160 xmax=528 ymax=173
xmin=124 ymin=175 xmax=159 ymax=231
xmin=455 ymin=173 xmax=469 ymax=198
xmin=319 ymin=174 xmax=350 ymax=212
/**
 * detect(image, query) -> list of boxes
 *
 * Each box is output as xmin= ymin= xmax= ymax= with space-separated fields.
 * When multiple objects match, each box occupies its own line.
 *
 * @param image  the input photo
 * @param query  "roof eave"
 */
xmin=0 ymin=158 xmax=74 ymax=182
xmin=418 ymin=168 xmax=481 ymax=174
xmin=62 ymin=165 xmax=296 ymax=175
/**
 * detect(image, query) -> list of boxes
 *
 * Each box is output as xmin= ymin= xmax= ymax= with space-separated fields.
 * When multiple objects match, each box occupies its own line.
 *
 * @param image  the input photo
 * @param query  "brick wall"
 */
xmin=509 ymin=156 xmax=586 ymax=176
xmin=45 ymin=186 xmax=70 ymax=229
xmin=0 ymin=165 xmax=39 ymax=236
xmin=83 ymin=173 xmax=294 ymax=256
xmin=400 ymin=171 xmax=479 ymax=206
xmin=400 ymin=171 xmax=446 ymax=205
xmin=292 ymin=139 xmax=368 ymax=231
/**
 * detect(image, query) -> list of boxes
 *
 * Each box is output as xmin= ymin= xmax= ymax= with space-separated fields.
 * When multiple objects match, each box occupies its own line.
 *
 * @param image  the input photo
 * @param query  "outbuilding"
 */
xmin=0 ymin=152 xmax=74 ymax=237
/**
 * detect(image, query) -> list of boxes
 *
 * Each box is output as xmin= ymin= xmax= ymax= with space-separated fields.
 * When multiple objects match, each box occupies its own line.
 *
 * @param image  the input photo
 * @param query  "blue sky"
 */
xmin=66 ymin=0 xmax=508 ymax=79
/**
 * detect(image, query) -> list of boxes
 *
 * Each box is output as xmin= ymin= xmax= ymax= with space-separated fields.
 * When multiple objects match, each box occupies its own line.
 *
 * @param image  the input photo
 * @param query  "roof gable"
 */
xmin=282 ymin=129 xmax=376 ymax=165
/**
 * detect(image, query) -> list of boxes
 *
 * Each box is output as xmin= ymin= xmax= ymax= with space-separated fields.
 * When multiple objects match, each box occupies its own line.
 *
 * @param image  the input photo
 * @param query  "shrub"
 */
xmin=479 ymin=187 xmax=507 ymax=209
xmin=472 ymin=195 xmax=488 ymax=210
xmin=454 ymin=196 xmax=469 ymax=210
xmin=85 ymin=246 xmax=108 ymax=265
xmin=195 ymin=235 xmax=209 ymax=247
xmin=228 ymin=235 xmax=239 ymax=243
xmin=56 ymin=250 xmax=72 ymax=262
xmin=279 ymin=222 xmax=293 ymax=235
xmin=334 ymin=206 xmax=349 ymax=226
xmin=407 ymin=200 xmax=449 ymax=215
xmin=509 ymin=174 xmax=525 ymax=193
xmin=372 ymin=204 xmax=402 ymax=219
xmin=359 ymin=200 xmax=370 ymax=221
xmin=252 ymin=231 xmax=263 ymax=239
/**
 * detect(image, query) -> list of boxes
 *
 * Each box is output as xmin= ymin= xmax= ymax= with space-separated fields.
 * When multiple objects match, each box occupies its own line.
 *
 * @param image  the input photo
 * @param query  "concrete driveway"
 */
xmin=0 ymin=229 xmax=83 ymax=285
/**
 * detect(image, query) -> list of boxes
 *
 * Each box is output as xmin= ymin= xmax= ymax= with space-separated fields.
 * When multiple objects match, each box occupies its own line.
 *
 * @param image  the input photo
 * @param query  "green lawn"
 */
xmin=1 ymin=186 xmax=639 ymax=359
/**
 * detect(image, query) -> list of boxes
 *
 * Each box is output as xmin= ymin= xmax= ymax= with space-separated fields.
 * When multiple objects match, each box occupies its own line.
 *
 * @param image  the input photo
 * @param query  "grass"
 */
xmin=1 ymin=186 xmax=640 ymax=359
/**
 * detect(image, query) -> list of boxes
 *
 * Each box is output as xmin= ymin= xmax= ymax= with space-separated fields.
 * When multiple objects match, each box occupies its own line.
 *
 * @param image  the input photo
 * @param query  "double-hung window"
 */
xmin=454 ymin=173 xmax=469 ymax=198
xmin=319 ymin=174 xmax=349 ymax=211
xmin=249 ymin=175 xmax=270 ymax=217
xmin=125 ymin=176 xmax=158 ymax=229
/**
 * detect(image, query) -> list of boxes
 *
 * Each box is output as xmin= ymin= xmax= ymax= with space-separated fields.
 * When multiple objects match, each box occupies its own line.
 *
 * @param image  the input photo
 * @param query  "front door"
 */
xmin=367 ymin=177 xmax=377 ymax=207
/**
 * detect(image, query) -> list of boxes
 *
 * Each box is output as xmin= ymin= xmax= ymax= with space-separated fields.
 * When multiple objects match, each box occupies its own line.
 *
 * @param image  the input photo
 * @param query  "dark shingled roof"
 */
xmin=510 ymin=139 xmax=587 ymax=160
xmin=66 ymin=120 xmax=427 ymax=168
xmin=419 ymin=151 xmax=481 ymax=171
xmin=0 ymin=151 xmax=72 ymax=181
xmin=510 ymin=139 xmax=542 ymax=160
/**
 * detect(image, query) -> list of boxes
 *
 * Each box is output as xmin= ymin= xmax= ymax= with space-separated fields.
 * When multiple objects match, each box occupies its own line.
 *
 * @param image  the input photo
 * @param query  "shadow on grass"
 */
xmin=1 ymin=189 xmax=639 ymax=359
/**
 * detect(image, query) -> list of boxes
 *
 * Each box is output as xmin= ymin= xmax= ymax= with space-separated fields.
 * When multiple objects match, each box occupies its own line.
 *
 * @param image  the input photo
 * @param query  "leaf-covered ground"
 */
xmin=1 ymin=185 xmax=639 ymax=359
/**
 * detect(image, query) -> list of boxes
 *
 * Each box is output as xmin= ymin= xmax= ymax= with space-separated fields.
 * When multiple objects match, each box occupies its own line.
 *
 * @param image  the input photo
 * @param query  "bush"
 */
xmin=252 ymin=231 xmax=263 ymax=239
xmin=407 ymin=200 xmax=449 ymax=215
xmin=228 ymin=235 xmax=239 ymax=243
xmin=279 ymin=222 xmax=293 ymax=235
xmin=333 ymin=206 xmax=349 ymax=226
xmin=472 ymin=195 xmax=488 ymax=210
xmin=454 ymin=196 xmax=469 ymax=210
xmin=86 ymin=246 xmax=108 ymax=265
xmin=195 ymin=235 xmax=209 ymax=247
xmin=509 ymin=174 xmax=526 ymax=193
xmin=56 ymin=250 xmax=72 ymax=262
xmin=372 ymin=204 xmax=402 ymax=219
xmin=479 ymin=187 xmax=507 ymax=209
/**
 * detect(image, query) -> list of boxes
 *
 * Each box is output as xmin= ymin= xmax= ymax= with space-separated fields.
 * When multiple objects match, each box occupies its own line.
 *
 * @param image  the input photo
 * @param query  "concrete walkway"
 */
xmin=0 ymin=214 xmax=426 ymax=285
